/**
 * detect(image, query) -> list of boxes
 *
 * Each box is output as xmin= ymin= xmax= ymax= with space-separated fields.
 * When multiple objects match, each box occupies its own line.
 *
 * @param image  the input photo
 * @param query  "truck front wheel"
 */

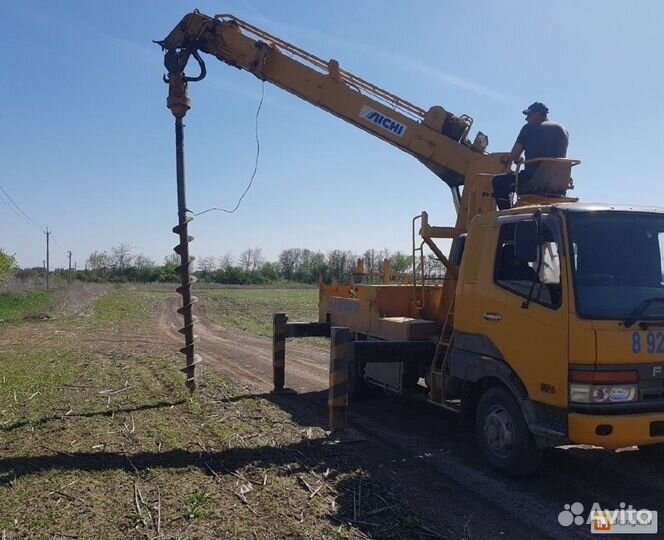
xmin=476 ymin=386 xmax=542 ymax=476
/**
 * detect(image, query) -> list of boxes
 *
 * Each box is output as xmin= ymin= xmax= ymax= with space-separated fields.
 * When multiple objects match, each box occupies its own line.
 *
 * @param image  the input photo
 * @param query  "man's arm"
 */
xmin=501 ymin=142 xmax=524 ymax=165
xmin=509 ymin=142 xmax=524 ymax=164
xmin=502 ymin=125 xmax=528 ymax=165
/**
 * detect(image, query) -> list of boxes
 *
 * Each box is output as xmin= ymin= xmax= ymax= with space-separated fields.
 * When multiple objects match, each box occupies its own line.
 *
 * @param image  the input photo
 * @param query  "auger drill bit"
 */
xmin=161 ymin=47 xmax=206 ymax=391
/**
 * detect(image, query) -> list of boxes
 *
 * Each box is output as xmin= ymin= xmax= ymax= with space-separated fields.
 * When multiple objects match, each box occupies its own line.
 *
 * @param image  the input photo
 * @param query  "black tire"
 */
xmin=475 ymin=386 xmax=542 ymax=476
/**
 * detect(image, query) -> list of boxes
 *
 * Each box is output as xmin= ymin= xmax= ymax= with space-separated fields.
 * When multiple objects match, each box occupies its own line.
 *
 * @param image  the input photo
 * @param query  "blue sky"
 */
xmin=2 ymin=0 xmax=662 ymax=269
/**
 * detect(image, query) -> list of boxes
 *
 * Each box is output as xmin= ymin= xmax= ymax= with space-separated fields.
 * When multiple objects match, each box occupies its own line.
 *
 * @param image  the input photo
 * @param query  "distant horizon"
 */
xmin=12 ymin=244 xmax=414 ymax=272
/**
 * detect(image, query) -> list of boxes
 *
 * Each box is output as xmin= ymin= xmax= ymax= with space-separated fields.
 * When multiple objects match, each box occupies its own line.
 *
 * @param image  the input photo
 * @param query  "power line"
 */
xmin=192 ymin=80 xmax=265 ymax=216
xmin=50 ymin=232 xmax=65 ymax=250
xmin=0 ymin=189 xmax=31 ymax=225
xmin=0 ymin=184 xmax=45 ymax=230
xmin=0 ymin=189 xmax=43 ymax=233
xmin=0 ymin=185 xmax=72 ymax=269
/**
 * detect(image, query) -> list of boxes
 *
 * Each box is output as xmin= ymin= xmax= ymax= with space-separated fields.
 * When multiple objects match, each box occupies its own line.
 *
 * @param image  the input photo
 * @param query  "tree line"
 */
xmin=6 ymin=242 xmax=447 ymax=286
xmin=71 ymin=244 xmax=443 ymax=284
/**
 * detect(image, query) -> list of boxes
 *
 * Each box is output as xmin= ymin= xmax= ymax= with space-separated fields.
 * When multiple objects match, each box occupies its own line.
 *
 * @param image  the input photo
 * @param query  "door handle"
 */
xmin=483 ymin=312 xmax=503 ymax=321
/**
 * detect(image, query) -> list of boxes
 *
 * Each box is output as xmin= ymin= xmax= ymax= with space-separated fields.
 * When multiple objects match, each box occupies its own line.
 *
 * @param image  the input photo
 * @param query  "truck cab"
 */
xmin=453 ymin=203 xmax=664 ymax=472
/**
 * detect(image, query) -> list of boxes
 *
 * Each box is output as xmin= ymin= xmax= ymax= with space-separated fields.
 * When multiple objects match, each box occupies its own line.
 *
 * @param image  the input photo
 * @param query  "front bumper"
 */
xmin=568 ymin=412 xmax=664 ymax=449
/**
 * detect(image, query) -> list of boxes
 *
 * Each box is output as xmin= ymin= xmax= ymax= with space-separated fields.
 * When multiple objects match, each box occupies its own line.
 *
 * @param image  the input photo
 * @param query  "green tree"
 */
xmin=257 ymin=261 xmax=280 ymax=282
xmin=391 ymin=251 xmax=412 ymax=273
xmin=86 ymin=250 xmax=111 ymax=274
xmin=110 ymin=243 xmax=134 ymax=273
xmin=222 ymin=266 xmax=246 ymax=284
xmin=327 ymin=249 xmax=356 ymax=282
xmin=155 ymin=253 xmax=180 ymax=282
xmin=0 ymin=249 xmax=18 ymax=281
xmin=293 ymin=249 xmax=327 ymax=283
xmin=278 ymin=248 xmax=301 ymax=280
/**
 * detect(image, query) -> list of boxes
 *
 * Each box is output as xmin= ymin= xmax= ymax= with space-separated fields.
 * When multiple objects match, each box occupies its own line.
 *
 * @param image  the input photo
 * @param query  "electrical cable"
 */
xmin=0 ymin=189 xmax=31 ymax=225
xmin=0 ymin=184 xmax=45 ymax=230
xmin=50 ymin=233 xmax=65 ymax=249
xmin=0 ymin=184 xmax=71 ymax=265
xmin=191 ymin=80 xmax=264 ymax=216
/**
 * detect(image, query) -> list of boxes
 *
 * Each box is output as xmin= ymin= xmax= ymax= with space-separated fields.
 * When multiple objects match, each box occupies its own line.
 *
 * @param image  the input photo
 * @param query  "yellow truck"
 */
xmin=159 ymin=12 xmax=664 ymax=474
xmin=319 ymin=203 xmax=664 ymax=474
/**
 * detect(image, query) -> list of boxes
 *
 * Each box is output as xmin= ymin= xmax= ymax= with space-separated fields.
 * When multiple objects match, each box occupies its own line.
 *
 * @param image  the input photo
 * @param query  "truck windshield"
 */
xmin=567 ymin=211 xmax=664 ymax=321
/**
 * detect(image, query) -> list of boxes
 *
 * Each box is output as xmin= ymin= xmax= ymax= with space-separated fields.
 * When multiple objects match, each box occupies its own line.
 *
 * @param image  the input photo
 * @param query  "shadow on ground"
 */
xmin=0 ymin=400 xmax=186 ymax=433
xmin=1 ymin=419 xmax=433 ymax=539
xmin=2 ymin=386 xmax=456 ymax=538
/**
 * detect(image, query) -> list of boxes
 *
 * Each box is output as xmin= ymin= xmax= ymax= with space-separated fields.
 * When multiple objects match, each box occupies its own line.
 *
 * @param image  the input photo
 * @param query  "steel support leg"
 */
xmin=328 ymin=327 xmax=351 ymax=433
xmin=272 ymin=313 xmax=287 ymax=391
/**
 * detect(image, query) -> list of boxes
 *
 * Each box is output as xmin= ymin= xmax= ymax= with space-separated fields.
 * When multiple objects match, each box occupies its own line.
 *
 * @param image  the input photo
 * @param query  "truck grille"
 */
xmin=641 ymin=380 xmax=664 ymax=402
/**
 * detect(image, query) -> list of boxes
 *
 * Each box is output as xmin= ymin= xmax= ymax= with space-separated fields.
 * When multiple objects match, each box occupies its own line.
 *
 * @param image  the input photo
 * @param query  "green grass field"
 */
xmin=0 ymin=288 xmax=425 ymax=539
xmin=198 ymin=288 xmax=320 ymax=337
xmin=0 ymin=291 xmax=52 ymax=322
xmin=92 ymin=289 xmax=165 ymax=325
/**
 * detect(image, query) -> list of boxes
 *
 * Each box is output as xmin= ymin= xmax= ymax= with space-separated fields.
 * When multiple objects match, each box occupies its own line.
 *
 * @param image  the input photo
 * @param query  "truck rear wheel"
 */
xmin=476 ymin=386 xmax=542 ymax=476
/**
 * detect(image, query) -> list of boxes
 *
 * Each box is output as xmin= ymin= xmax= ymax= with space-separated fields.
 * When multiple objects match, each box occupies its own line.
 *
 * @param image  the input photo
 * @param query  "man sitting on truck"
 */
xmin=493 ymin=102 xmax=569 ymax=210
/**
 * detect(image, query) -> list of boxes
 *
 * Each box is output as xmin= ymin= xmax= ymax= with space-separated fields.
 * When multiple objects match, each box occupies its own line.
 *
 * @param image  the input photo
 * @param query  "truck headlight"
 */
xmin=570 ymin=383 xmax=638 ymax=403
xmin=569 ymin=370 xmax=639 ymax=404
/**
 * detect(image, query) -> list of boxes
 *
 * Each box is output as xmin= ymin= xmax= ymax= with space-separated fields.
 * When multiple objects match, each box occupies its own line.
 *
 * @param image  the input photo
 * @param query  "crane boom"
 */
xmin=158 ymin=10 xmax=513 ymax=390
xmin=158 ymin=11 xmax=508 ymax=199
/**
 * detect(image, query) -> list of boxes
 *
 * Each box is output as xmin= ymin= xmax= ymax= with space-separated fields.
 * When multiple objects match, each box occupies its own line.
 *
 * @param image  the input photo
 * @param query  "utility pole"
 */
xmin=67 ymin=250 xmax=72 ymax=285
xmin=45 ymin=228 xmax=51 ymax=291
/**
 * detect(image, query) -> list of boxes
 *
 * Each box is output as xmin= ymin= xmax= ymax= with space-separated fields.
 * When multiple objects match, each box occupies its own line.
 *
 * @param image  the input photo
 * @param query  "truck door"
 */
xmin=480 ymin=213 xmax=569 ymax=408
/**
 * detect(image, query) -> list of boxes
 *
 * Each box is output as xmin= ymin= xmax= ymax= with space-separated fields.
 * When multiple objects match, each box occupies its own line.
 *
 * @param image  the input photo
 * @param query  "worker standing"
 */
xmin=493 ymin=102 xmax=569 ymax=210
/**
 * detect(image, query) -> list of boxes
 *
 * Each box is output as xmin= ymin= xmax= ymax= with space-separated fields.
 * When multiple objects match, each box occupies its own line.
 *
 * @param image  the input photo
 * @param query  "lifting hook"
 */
xmin=162 ymin=48 xmax=207 ymax=84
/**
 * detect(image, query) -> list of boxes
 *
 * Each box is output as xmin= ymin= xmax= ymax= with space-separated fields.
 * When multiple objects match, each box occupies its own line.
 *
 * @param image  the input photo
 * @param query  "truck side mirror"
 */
xmin=514 ymin=221 xmax=538 ymax=263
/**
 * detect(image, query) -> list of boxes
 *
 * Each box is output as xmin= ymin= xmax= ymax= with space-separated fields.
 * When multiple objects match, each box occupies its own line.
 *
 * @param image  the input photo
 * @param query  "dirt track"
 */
xmin=157 ymin=296 xmax=663 ymax=540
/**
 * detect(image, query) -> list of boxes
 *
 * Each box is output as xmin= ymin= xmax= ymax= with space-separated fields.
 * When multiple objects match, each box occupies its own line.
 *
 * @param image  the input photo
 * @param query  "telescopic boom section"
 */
xmin=158 ymin=11 xmax=506 ymax=193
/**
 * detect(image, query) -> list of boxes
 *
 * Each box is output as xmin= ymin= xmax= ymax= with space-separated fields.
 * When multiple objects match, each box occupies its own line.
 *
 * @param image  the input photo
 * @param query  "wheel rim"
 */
xmin=483 ymin=405 xmax=515 ymax=459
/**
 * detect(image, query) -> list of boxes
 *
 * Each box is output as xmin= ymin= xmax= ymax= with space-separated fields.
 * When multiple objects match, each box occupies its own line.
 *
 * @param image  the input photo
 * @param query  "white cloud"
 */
xmin=252 ymin=20 xmax=515 ymax=104
xmin=395 ymin=56 xmax=514 ymax=104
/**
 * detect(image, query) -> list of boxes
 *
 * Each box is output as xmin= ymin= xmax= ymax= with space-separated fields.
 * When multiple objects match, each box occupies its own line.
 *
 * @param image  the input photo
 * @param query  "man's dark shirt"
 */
xmin=516 ymin=121 xmax=569 ymax=172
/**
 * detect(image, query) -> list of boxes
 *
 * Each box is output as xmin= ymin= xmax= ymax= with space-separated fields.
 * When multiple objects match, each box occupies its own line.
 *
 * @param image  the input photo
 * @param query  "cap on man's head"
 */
xmin=522 ymin=102 xmax=549 ymax=115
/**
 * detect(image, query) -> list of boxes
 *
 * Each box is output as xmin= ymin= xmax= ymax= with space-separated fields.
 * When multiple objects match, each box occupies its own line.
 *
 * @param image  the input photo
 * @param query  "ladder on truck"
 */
xmin=429 ymin=298 xmax=455 ymax=404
